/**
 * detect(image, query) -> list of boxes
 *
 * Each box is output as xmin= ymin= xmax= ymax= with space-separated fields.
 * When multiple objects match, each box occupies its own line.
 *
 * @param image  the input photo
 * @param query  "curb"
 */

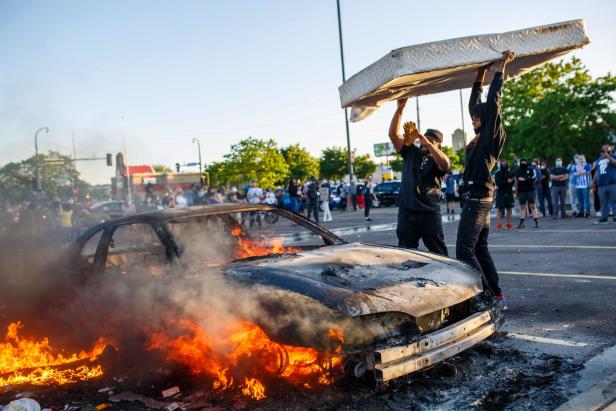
xmin=555 ymin=372 xmax=616 ymax=410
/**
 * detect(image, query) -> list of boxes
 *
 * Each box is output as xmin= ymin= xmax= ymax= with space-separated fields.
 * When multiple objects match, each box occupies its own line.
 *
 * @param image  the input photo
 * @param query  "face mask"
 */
xmin=413 ymin=139 xmax=421 ymax=148
xmin=500 ymin=164 xmax=508 ymax=170
xmin=555 ymin=160 xmax=562 ymax=167
xmin=520 ymin=162 xmax=528 ymax=169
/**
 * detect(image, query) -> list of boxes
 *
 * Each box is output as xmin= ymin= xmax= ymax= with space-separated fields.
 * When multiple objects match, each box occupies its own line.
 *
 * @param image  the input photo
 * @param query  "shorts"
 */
xmin=495 ymin=193 xmax=513 ymax=210
xmin=517 ymin=190 xmax=536 ymax=205
xmin=445 ymin=193 xmax=455 ymax=202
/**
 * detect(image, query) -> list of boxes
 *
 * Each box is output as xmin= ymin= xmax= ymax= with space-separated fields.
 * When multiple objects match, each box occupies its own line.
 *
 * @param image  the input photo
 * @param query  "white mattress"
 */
xmin=339 ymin=20 xmax=590 ymax=122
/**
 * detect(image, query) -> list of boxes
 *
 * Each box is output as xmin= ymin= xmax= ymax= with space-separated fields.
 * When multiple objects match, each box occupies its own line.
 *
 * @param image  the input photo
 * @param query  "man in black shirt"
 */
xmin=515 ymin=158 xmax=540 ymax=228
xmin=388 ymin=98 xmax=451 ymax=256
xmin=456 ymin=50 xmax=514 ymax=309
xmin=550 ymin=157 xmax=569 ymax=219
xmin=494 ymin=160 xmax=514 ymax=230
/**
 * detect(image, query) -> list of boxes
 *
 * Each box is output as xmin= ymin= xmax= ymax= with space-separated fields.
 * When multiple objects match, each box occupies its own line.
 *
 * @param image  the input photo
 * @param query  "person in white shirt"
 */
xmin=364 ymin=176 xmax=377 ymax=221
xmin=175 ymin=188 xmax=188 ymax=208
xmin=246 ymin=180 xmax=263 ymax=204
xmin=320 ymin=180 xmax=332 ymax=222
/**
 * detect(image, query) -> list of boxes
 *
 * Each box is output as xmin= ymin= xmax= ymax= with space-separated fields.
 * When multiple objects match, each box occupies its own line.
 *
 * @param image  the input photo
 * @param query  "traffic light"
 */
xmin=175 ymin=163 xmax=180 ymax=173
xmin=106 ymin=153 xmax=112 ymax=166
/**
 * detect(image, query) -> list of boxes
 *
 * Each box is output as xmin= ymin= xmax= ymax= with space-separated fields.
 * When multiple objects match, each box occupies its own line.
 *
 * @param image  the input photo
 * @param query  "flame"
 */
xmin=147 ymin=319 xmax=344 ymax=400
xmin=230 ymin=227 xmax=299 ymax=260
xmin=0 ymin=322 xmax=106 ymax=387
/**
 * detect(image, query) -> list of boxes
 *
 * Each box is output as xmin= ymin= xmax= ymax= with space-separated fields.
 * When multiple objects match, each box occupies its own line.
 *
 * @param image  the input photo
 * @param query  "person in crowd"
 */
xmin=304 ymin=176 xmax=320 ymax=223
xmin=206 ymin=188 xmax=219 ymax=204
xmin=246 ymin=180 xmax=264 ymax=227
xmin=288 ymin=178 xmax=300 ymax=212
xmin=215 ymin=187 xmax=226 ymax=203
xmin=319 ymin=179 xmax=333 ymax=222
xmin=549 ymin=157 xmax=570 ymax=219
xmin=444 ymin=172 xmax=456 ymax=214
xmin=263 ymin=188 xmax=277 ymax=205
xmin=592 ymin=144 xmax=616 ymax=224
xmin=175 ymin=188 xmax=188 ymax=208
xmin=456 ymin=50 xmax=515 ymax=310
xmin=364 ymin=175 xmax=377 ymax=222
xmin=537 ymin=161 xmax=553 ymax=217
xmin=591 ymin=163 xmax=601 ymax=217
xmin=349 ymin=180 xmax=358 ymax=211
xmin=58 ymin=203 xmax=74 ymax=242
xmin=515 ymin=158 xmax=540 ymax=229
xmin=573 ymin=155 xmax=592 ymax=218
xmin=388 ymin=98 xmax=451 ymax=255
xmin=567 ymin=157 xmax=579 ymax=215
xmin=494 ymin=160 xmax=514 ymax=230
xmin=356 ymin=182 xmax=366 ymax=209
xmin=162 ymin=192 xmax=176 ymax=208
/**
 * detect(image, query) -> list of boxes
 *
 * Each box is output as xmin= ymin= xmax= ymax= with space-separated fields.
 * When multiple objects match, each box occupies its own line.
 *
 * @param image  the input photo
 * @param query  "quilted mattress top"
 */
xmin=339 ymin=20 xmax=590 ymax=122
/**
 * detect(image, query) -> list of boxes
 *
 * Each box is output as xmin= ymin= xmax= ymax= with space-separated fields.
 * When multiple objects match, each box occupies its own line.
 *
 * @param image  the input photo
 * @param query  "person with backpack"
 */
xmin=304 ymin=176 xmax=320 ymax=223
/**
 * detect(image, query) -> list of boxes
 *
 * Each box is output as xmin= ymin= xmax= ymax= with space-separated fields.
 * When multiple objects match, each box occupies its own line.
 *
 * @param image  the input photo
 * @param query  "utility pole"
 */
xmin=192 ymin=137 xmax=203 ymax=185
xmin=415 ymin=97 xmax=421 ymax=131
xmin=336 ymin=0 xmax=354 ymax=182
xmin=122 ymin=115 xmax=132 ymax=208
xmin=459 ymin=89 xmax=466 ymax=142
xmin=72 ymin=131 xmax=77 ymax=189
xmin=34 ymin=127 xmax=50 ymax=192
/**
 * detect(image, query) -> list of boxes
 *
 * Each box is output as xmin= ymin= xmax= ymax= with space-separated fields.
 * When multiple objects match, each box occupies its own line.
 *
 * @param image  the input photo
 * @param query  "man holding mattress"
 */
xmin=388 ymin=100 xmax=451 ymax=256
xmin=456 ymin=50 xmax=515 ymax=310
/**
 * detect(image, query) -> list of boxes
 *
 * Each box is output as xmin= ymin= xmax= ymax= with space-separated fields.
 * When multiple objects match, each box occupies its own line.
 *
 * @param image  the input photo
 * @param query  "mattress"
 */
xmin=339 ymin=20 xmax=590 ymax=122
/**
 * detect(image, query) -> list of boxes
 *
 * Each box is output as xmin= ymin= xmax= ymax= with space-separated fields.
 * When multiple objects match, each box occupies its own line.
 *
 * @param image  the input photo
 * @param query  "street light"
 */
xmin=336 ymin=0 xmax=353 ymax=182
xmin=34 ymin=126 xmax=50 ymax=191
xmin=192 ymin=137 xmax=203 ymax=185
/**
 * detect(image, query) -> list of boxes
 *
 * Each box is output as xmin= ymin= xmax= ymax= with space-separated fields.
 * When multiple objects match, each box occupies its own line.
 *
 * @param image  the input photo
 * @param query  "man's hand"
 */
xmin=397 ymin=98 xmax=408 ymax=110
xmin=475 ymin=64 xmax=491 ymax=83
xmin=498 ymin=50 xmax=515 ymax=72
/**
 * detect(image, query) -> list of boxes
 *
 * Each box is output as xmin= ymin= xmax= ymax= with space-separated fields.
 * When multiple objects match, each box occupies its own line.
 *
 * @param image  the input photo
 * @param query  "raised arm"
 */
xmin=389 ymin=98 xmax=408 ymax=153
xmin=485 ymin=50 xmax=515 ymax=133
xmin=468 ymin=66 xmax=487 ymax=114
xmin=417 ymin=134 xmax=451 ymax=173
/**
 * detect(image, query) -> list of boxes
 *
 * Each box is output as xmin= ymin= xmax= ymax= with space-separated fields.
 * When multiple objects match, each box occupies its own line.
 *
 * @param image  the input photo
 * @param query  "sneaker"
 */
xmin=496 ymin=223 xmax=503 ymax=231
xmin=584 ymin=213 xmax=590 ymax=218
xmin=593 ymin=218 xmax=609 ymax=225
xmin=575 ymin=213 xmax=584 ymax=218
xmin=506 ymin=223 xmax=513 ymax=229
xmin=365 ymin=218 xmax=372 ymax=222
xmin=495 ymin=295 xmax=508 ymax=311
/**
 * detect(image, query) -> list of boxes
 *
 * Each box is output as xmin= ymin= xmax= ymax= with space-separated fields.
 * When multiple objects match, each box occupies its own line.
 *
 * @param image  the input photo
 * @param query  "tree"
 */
xmin=0 ymin=151 xmax=88 ymax=203
xmin=390 ymin=155 xmax=403 ymax=173
xmin=502 ymin=57 xmax=616 ymax=161
xmin=152 ymin=164 xmax=172 ymax=173
xmin=319 ymin=147 xmax=348 ymax=180
xmin=205 ymin=162 xmax=226 ymax=188
xmin=281 ymin=144 xmax=319 ymax=181
xmin=353 ymin=153 xmax=377 ymax=179
xmin=221 ymin=137 xmax=288 ymax=189
xmin=441 ymin=145 xmax=463 ymax=170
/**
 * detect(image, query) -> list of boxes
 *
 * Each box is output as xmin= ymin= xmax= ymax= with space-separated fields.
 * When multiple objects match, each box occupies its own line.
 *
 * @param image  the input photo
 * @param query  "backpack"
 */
xmin=307 ymin=181 xmax=318 ymax=200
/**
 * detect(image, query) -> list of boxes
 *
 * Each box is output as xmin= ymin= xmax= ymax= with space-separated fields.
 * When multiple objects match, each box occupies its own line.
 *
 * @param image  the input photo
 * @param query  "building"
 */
xmin=452 ymin=128 xmax=467 ymax=151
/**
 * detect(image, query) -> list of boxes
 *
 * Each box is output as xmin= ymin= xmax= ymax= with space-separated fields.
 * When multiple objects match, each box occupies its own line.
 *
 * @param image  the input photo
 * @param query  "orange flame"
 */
xmin=230 ymin=227 xmax=299 ymax=260
xmin=0 ymin=322 xmax=106 ymax=387
xmin=147 ymin=319 xmax=344 ymax=400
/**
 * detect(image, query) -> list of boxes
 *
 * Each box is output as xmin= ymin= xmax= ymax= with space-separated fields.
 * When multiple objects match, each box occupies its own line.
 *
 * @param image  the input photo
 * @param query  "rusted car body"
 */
xmin=61 ymin=204 xmax=502 ymax=383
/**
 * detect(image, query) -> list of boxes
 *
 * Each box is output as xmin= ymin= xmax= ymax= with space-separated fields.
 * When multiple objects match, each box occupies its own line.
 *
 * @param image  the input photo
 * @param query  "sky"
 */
xmin=1 ymin=0 xmax=615 ymax=184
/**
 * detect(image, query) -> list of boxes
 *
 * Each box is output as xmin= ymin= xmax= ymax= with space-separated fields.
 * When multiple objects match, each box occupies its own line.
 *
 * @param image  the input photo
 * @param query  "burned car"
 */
xmin=59 ymin=203 xmax=502 ymax=384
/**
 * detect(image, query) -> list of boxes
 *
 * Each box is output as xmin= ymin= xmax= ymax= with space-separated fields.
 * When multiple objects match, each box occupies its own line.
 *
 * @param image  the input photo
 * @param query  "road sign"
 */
xmin=374 ymin=142 xmax=395 ymax=157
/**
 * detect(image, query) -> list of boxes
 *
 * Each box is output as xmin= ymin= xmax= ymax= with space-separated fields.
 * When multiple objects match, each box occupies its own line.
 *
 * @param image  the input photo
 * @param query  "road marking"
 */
xmin=501 ymin=229 xmax=616 ymax=233
xmin=500 ymin=271 xmax=616 ymax=280
xmin=445 ymin=244 xmax=616 ymax=250
xmin=508 ymin=333 xmax=588 ymax=347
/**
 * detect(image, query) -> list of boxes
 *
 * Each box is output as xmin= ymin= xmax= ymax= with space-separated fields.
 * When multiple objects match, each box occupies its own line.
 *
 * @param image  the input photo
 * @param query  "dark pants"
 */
xmin=397 ymin=208 xmax=448 ymax=256
xmin=364 ymin=195 xmax=372 ymax=217
xmin=306 ymin=199 xmax=319 ymax=223
xmin=455 ymin=198 xmax=502 ymax=297
xmin=537 ymin=186 xmax=553 ymax=216
xmin=351 ymin=194 xmax=357 ymax=211
xmin=551 ymin=186 xmax=568 ymax=217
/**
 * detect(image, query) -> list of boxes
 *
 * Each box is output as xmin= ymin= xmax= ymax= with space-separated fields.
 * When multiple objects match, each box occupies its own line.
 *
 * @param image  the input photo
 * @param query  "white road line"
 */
xmin=500 ymin=271 xmax=616 ymax=280
xmin=445 ymin=244 xmax=616 ymax=249
xmin=508 ymin=333 xmax=589 ymax=347
xmin=503 ymin=229 xmax=616 ymax=233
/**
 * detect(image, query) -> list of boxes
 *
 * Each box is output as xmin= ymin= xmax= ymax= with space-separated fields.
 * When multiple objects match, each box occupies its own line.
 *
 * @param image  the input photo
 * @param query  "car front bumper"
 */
xmin=368 ymin=309 xmax=502 ymax=382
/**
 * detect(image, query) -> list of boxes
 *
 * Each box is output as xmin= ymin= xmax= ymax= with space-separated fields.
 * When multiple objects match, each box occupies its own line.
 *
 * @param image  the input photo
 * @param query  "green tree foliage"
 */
xmin=353 ymin=153 xmax=377 ymax=179
xmin=502 ymin=57 xmax=616 ymax=161
xmin=205 ymin=161 xmax=226 ymax=188
xmin=281 ymin=144 xmax=319 ymax=181
xmin=0 ymin=151 xmax=88 ymax=203
xmin=441 ymin=145 xmax=463 ymax=170
xmin=319 ymin=147 xmax=348 ymax=180
xmin=390 ymin=155 xmax=403 ymax=173
xmin=221 ymin=137 xmax=288 ymax=189
xmin=152 ymin=164 xmax=172 ymax=173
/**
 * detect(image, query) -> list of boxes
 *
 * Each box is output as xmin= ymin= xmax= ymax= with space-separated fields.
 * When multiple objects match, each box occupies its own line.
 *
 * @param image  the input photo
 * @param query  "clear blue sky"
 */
xmin=1 ymin=0 xmax=614 ymax=184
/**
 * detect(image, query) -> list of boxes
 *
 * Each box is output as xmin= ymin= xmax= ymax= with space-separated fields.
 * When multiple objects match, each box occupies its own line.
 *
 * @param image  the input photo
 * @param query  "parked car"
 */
xmin=374 ymin=181 xmax=401 ymax=207
xmin=58 ymin=204 xmax=501 ymax=384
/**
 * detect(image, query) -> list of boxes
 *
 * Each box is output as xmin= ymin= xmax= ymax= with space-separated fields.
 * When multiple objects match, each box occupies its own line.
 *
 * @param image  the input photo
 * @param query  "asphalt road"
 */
xmin=318 ymin=205 xmax=616 ymax=367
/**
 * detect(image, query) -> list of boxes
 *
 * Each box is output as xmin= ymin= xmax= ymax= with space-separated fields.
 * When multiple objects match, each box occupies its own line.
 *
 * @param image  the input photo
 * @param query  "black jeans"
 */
xmin=306 ymin=199 xmax=319 ymax=223
xmin=364 ymin=195 xmax=372 ymax=217
xmin=397 ymin=208 xmax=448 ymax=256
xmin=455 ymin=198 xmax=502 ymax=296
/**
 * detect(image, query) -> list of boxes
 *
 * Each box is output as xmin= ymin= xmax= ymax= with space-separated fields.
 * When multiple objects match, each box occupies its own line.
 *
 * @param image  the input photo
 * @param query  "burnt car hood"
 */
xmin=223 ymin=243 xmax=483 ymax=318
